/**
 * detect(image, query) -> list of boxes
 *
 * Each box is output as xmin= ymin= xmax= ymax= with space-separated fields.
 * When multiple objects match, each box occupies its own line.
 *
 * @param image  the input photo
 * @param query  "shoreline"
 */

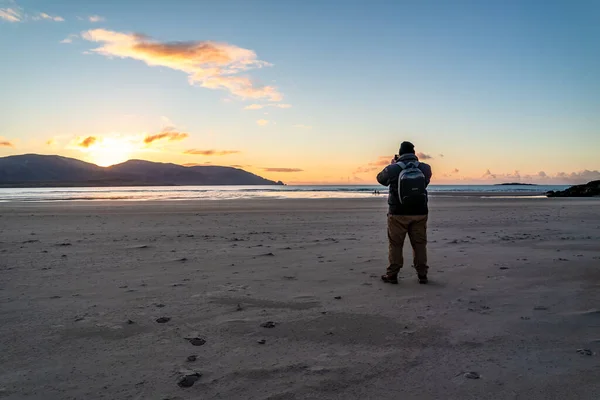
xmin=0 ymin=191 xmax=563 ymax=203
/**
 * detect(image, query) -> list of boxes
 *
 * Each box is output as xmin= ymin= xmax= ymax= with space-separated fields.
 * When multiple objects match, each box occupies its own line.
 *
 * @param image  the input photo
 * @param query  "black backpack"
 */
xmin=397 ymin=161 xmax=427 ymax=206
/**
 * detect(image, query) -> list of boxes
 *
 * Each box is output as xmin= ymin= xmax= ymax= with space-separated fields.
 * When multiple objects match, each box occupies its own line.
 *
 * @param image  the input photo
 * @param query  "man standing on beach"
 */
xmin=377 ymin=141 xmax=432 ymax=284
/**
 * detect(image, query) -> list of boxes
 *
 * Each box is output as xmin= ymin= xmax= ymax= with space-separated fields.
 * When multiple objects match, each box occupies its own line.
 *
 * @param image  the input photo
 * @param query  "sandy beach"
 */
xmin=1 ymin=196 xmax=599 ymax=400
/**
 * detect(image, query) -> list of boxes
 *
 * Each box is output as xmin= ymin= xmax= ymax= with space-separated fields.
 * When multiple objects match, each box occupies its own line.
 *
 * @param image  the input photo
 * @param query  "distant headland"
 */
xmin=0 ymin=154 xmax=285 ymax=188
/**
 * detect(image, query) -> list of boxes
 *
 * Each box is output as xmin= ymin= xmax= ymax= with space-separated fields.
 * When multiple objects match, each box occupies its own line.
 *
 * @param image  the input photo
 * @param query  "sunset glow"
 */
xmin=1 ymin=1 xmax=599 ymax=184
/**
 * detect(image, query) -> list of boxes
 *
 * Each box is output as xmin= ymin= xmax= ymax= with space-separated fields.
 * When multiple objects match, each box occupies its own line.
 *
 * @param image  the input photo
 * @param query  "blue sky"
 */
xmin=1 ymin=0 xmax=599 ymax=183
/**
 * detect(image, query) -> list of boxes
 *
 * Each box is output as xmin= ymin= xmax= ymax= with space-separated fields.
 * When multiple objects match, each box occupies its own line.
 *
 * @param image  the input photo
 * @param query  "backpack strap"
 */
xmin=397 ymin=162 xmax=406 ymax=169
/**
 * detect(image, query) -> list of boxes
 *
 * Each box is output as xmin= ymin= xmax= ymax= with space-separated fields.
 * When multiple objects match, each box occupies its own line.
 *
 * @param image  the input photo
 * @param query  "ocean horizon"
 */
xmin=0 ymin=184 xmax=571 ymax=202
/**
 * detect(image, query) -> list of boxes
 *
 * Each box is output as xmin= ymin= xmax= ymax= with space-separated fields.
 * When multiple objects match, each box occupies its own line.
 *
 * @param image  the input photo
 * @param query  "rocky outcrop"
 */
xmin=546 ymin=180 xmax=600 ymax=197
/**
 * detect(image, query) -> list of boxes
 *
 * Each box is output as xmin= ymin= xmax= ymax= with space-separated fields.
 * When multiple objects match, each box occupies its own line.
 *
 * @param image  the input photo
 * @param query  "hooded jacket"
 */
xmin=376 ymin=153 xmax=432 ymax=215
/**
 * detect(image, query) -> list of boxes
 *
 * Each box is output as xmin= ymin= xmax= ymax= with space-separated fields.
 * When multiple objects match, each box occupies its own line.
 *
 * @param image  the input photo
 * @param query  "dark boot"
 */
xmin=381 ymin=274 xmax=399 ymax=284
xmin=415 ymin=265 xmax=428 ymax=284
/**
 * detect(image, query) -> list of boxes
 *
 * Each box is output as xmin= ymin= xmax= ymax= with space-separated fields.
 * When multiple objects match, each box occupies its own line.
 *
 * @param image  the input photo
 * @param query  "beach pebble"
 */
xmin=126 ymin=319 xmax=135 ymax=325
xmin=257 ymin=339 xmax=266 ymax=344
xmin=156 ymin=317 xmax=171 ymax=323
xmin=155 ymin=303 xmax=166 ymax=308
xmin=185 ymin=337 xmax=207 ymax=346
xmin=334 ymin=296 xmax=342 ymax=300
xmin=533 ymin=306 xmax=548 ymax=311
xmin=186 ymin=355 xmax=197 ymax=362
xmin=261 ymin=321 xmax=277 ymax=328
xmin=577 ymin=348 xmax=593 ymax=356
xmin=178 ymin=372 xmax=201 ymax=388
xmin=464 ymin=371 xmax=480 ymax=379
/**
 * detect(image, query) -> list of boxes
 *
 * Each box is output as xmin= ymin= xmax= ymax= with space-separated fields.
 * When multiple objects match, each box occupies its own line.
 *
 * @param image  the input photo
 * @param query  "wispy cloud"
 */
xmin=263 ymin=167 xmax=303 ymax=173
xmin=88 ymin=15 xmax=105 ymax=22
xmin=81 ymin=29 xmax=282 ymax=101
xmin=183 ymin=149 xmax=240 ymax=156
xmin=31 ymin=12 xmax=64 ymax=22
xmin=256 ymin=119 xmax=269 ymax=126
xmin=60 ymin=34 xmax=78 ymax=44
xmin=0 ymin=139 xmax=14 ymax=147
xmin=0 ymin=7 xmax=21 ymax=22
xmin=1 ymin=3 xmax=64 ymax=23
xmin=144 ymin=129 xmax=188 ymax=144
xmin=354 ymin=156 xmax=392 ymax=174
xmin=292 ymin=124 xmax=312 ymax=129
xmin=244 ymin=103 xmax=292 ymax=110
xmin=416 ymin=152 xmax=433 ymax=160
xmin=483 ymin=169 xmax=497 ymax=179
xmin=476 ymin=169 xmax=600 ymax=184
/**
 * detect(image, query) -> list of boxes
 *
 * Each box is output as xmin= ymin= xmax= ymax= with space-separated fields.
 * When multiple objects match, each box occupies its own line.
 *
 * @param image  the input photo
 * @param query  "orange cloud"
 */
xmin=184 ymin=149 xmax=240 ymax=156
xmin=0 ymin=140 xmax=14 ymax=147
xmin=78 ymin=136 xmax=97 ymax=148
xmin=264 ymin=168 xmax=303 ymax=173
xmin=144 ymin=130 xmax=188 ymax=144
xmin=256 ymin=119 xmax=269 ymax=126
xmin=82 ymin=29 xmax=282 ymax=101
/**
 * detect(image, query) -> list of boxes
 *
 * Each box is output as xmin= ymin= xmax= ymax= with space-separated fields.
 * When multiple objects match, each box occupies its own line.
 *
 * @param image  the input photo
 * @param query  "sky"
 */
xmin=1 ymin=0 xmax=599 ymax=185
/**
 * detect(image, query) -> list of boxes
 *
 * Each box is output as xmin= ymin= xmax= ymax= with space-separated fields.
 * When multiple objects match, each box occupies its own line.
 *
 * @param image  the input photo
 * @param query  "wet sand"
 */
xmin=1 ymin=197 xmax=599 ymax=399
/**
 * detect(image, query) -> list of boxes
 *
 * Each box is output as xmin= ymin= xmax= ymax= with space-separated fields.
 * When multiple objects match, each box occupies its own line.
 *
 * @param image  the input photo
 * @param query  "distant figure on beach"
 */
xmin=376 ymin=141 xmax=432 ymax=284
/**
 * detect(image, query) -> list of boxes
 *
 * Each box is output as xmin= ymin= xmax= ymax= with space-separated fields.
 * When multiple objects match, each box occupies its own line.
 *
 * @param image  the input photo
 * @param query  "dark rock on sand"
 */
xmin=464 ymin=371 xmax=480 ymax=379
xmin=178 ymin=372 xmax=201 ymax=388
xmin=156 ymin=317 xmax=171 ymax=323
xmin=257 ymin=339 xmax=266 ymax=344
xmin=186 ymin=355 xmax=198 ymax=362
xmin=185 ymin=337 xmax=207 ymax=346
xmin=261 ymin=321 xmax=277 ymax=328
xmin=577 ymin=348 xmax=594 ymax=356
xmin=547 ymin=180 xmax=600 ymax=197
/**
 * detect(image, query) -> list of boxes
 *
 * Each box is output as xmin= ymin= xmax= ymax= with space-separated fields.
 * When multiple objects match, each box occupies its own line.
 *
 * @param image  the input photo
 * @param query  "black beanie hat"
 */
xmin=399 ymin=141 xmax=415 ymax=155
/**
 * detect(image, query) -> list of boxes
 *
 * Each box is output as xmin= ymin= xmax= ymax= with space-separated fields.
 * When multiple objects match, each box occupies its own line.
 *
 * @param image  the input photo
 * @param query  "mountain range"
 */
xmin=0 ymin=154 xmax=284 ymax=187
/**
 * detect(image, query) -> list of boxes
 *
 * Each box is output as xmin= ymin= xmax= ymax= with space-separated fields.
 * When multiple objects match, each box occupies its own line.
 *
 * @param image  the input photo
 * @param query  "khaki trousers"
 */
xmin=387 ymin=214 xmax=428 ymax=276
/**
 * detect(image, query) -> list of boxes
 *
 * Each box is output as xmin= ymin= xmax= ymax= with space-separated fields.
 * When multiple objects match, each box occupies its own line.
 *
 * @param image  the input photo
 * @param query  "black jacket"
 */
xmin=376 ymin=154 xmax=432 ymax=215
